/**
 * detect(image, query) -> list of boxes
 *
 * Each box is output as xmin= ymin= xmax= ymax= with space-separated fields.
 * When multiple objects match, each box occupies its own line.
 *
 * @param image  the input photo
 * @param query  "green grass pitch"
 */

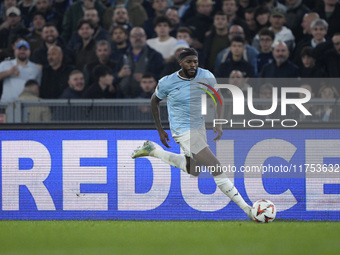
xmin=0 ymin=220 xmax=339 ymax=255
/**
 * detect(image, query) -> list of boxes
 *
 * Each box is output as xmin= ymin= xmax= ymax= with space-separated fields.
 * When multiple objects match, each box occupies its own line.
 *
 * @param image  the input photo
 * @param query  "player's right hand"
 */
xmin=158 ymin=130 xmax=171 ymax=148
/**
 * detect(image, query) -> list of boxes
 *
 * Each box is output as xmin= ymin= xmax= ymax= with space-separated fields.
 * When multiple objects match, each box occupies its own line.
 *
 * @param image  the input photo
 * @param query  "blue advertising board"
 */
xmin=0 ymin=129 xmax=339 ymax=220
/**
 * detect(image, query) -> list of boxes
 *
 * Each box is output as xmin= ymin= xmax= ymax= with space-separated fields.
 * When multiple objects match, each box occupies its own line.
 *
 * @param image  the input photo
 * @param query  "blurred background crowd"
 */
xmin=0 ymin=0 xmax=339 ymax=122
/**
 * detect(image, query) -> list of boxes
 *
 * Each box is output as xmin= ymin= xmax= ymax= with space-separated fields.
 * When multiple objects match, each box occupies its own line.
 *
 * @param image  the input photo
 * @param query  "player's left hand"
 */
xmin=213 ymin=124 xmax=223 ymax=141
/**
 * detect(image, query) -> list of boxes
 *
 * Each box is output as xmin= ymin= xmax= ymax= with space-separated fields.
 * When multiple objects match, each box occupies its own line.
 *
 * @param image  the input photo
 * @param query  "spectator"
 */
xmin=0 ymin=34 xmax=26 ymax=62
xmin=299 ymin=46 xmax=326 ymax=77
xmin=216 ymin=36 xmax=255 ymax=78
xmin=203 ymin=11 xmax=229 ymax=73
xmin=285 ymin=0 xmax=310 ymax=43
xmin=102 ymin=0 xmax=147 ymax=30
xmin=26 ymin=12 xmax=46 ymax=53
xmin=293 ymin=19 xmax=328 ymax=65
xmin=0 ymin=40 xmax=42 ymax=103
xmin=110 ymin=25 xmax=130 ymax=63
xmin=82 ymin=65 xmax=116 ymax=98
xmin=0 ymin=0 xmax=17 ymax=25
xmin=108 ymin=6 xmax=132 ymax=34
xmin=184 ymin=0 xmax=214 ymax=49
xmin=84 ymin=40 xmax=116 ymax=87
xmin=228 ymin=70 xmax=251 ymax=93
xmin=254 ymin=5 xmax=271 ymax=32
xmin=146 ymin=16 xmax=177 ymax=61
xmin=61 ymin=0 xmax=107 ymax=43
xmin=74 ymin=19 xmax=97 ymax=70
xmin=256 ymin=28 xmax=275 ymax=74
xmin=40 ymin=45 xmax=75 ymax=98
xmin=161 ymin=40 xmax=189 ymax=77
xmin=59 ymin=70 xmax=86 ymax=99
xmin=68 ymin=8 xmax=111 ymax=51
xmin=31 ymin=23 xmax=73 ymax=67
xmin=222 ymin=0 xmax=251 ymax=42
xmin=18 ymin=79 xmax=51 ymax=122
xmin=288 ymin=83 xmax=316 ymax=121
xmin=172 ymin=0 xmax=191 ymax=20
xmin=244 ymin=8 xmax=258 ymax=40
xmin=258 ymin=0 xmax=287 ymax=12
xmin=215 ymin=25 xmax=259 ymax=75
xmin=34 ymin=0 xmax=62 ymax=33
xmin=237 ymin=0 xmax=257 ymax=19
xmin=166 ymin=7 xmax=181 ymax=38
xmin=315 ymin=84 xmax=340 ymax=121
xmin=255 ymin=82 xmax=280 ymax=119
xmin=0 ymin=7 xmax=29 ymax=49
xmin=18 ymin=0 xmax=36 ymax=27
xmin=252 ymin=7 xmax=295 ymax=52
xmin=314 ymin=0 xmax=340 ymax=38
xmin=300 ymin=12 xmax=319 ymax=37
xmin=260 ymin=41 xmax=299 ymax=78
xmin=139 ymin=72 xmax=157 ymax=98
xmin=114 ymin=27 xmax=164 ymax=98
xmin=143 ymin=0 xmax=168 ymax=38
xmin=319 ymin=33 xmax=340 ymax=77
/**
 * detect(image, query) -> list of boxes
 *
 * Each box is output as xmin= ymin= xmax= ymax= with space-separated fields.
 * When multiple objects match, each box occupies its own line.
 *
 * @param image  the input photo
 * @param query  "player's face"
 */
xmin=179 ymin=55 xmax=198 ymax=78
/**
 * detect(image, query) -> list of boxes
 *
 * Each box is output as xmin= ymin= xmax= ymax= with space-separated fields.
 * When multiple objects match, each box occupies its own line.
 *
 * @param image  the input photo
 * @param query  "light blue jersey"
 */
xmin=155 ymin=68 xmax=217 ymax=135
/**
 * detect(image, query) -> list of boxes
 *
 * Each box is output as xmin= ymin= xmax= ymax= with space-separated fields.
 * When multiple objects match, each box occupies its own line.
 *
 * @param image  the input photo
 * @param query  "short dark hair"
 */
xmin=153 ymin=16 xmax=171 ymax=28
xmin=93 ymin=65 xmax=112 ymax=82
xmin=25 ymin=79 xmax=39 ymax=87
xmin=214 ymin=11 xmax=227 ymax=17
xmin=230 ymin=36 xmax=245 ymax=45
xmin=177 ymin=26 xmax=193 ymax=37
xmin=178 ymin=48 xmax=198 ymax=61
xmin=258 ymin=28 xmax=275 ymax=40
xmin=112 ymin=25 xmax=129 ymax=36
xmin=32 ymin=11 xmax=46 ymax=20
xmin=77 ymin=19 xmax=94 ymax=30
xmin=43 ymin=22 xmax=58 ymax=30
xmin=142 ymin=72 xmax=155 ymax=79
xmin=300 ymin=46 xmax=314 ymax=58
xmin=69 ymin=70 xmax=83 ymax=80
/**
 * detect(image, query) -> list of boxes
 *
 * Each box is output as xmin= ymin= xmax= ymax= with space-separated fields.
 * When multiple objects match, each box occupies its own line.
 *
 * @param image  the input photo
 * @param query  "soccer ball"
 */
xmin=251 ymin=200 xmax=277 ymax=223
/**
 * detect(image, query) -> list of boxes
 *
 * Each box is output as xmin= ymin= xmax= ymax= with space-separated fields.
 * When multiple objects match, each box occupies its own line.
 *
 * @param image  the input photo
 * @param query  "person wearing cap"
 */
xmin=0 ymin=40 xmax=42 ymax=103
xmin=252 ymin=7 xmax=295 ymax=52
xmin=160 ymin=39 xmax=189 ymax=76
xmin=131 ymin=47 xmax=254 ymax=220
xmin=0 ymin=6 xmax=29 ymax=49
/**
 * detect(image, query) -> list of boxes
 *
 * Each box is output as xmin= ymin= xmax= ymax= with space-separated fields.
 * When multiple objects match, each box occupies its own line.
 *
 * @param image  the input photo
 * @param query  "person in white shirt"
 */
xmin=0 ymin=40 xmax=42 ymax=103
xmin=146 ymin=16 xmax=177 ymax=62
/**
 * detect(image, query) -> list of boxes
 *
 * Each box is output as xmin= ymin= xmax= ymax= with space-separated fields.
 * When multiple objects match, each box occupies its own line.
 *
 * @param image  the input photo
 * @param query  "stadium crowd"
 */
xmin=0 ymin=0 xmax=340 ymax=121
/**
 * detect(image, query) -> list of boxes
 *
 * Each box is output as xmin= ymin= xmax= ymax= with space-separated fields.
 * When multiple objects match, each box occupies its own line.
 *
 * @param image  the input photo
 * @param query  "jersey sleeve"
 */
xmin=155 ymin=76 xmax=168 ymax=100
xmin=206 ymin=70 xmax=218 ymax=91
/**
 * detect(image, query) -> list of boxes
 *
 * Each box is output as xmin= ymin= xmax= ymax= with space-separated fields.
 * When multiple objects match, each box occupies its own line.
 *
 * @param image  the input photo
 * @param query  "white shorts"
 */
xmin=172 ymin=127 xmax=208 ymax=158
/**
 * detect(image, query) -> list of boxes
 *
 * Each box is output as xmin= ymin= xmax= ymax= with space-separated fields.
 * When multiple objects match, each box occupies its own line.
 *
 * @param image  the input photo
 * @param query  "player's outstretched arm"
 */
xmin=151 ymin=93 xmax=171 ymax=148
xmin=213 ymin=90 xmax=224 ymax=141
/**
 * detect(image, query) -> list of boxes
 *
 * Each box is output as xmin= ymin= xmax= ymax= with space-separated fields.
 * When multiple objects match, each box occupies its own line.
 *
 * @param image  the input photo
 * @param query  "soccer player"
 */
xmin=131 ymin=48 xmax=252 ymax=219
